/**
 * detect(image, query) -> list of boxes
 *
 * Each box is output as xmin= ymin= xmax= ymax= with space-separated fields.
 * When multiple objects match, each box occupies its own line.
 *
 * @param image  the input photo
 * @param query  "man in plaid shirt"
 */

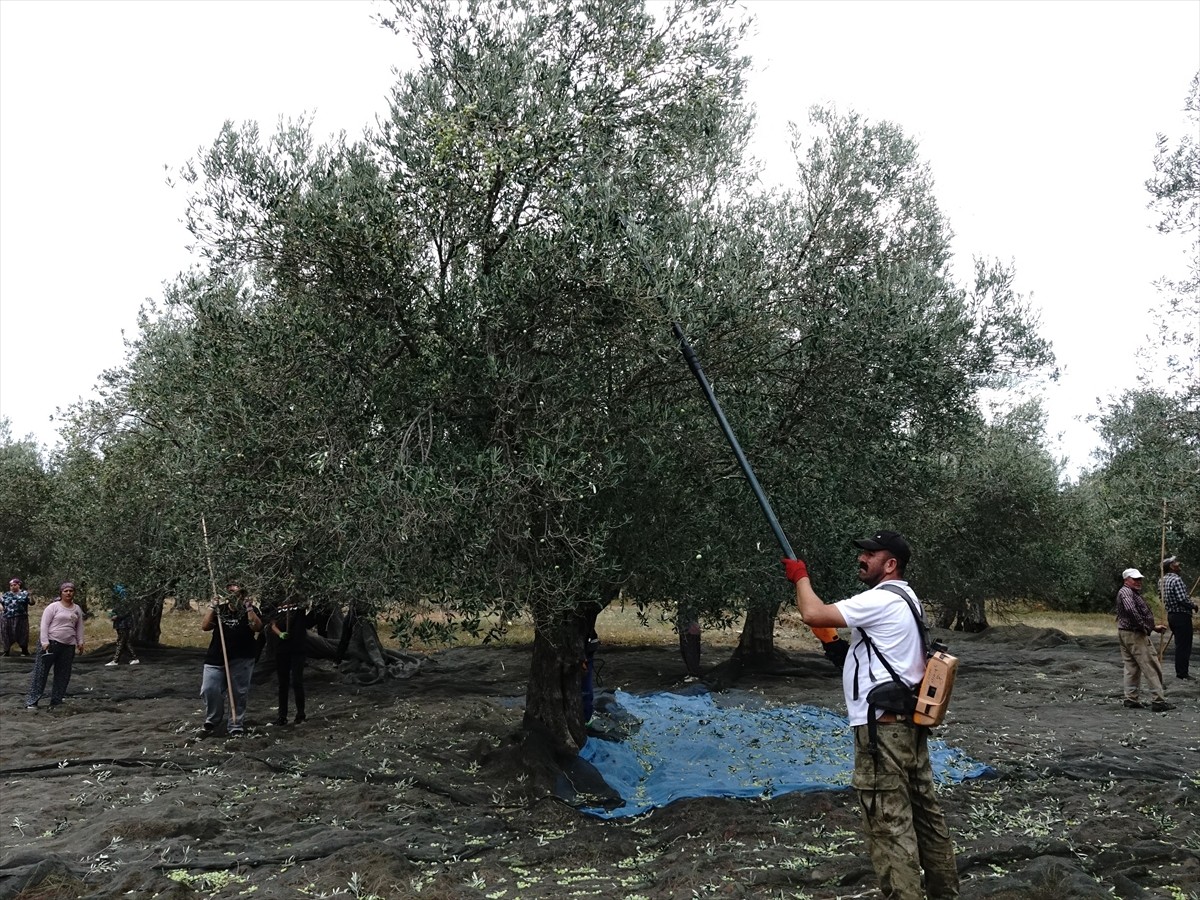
xmin=1160 ymin=556 xmax=1196 ymax=680
xmin=1115 ymin=568 xmax=1172 ymax=711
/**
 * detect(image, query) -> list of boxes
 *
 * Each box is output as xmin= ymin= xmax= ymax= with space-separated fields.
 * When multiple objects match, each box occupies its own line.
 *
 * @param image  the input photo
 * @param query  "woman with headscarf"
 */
xmin=2 ymin=577 xmax=36 ymax=655
xmin=26 ymin=583 xmax=86 ymax=709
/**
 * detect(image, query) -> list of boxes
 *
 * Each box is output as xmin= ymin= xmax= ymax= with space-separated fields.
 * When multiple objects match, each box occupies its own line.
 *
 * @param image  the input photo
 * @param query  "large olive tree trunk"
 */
xmin=299 ymin=608 xmax=423 ymax=684
xmin=935 ymin=597 xmax=989 ymax=632
xmin=134 ymin=586 xmax=168 ymax=645
xmin=726 ymin=595 xmax=844 ymax=685
xmin=522 ymin=602 xmax=600 ymax=758
xmin=734 ymin=601 xmax=782 ymax=666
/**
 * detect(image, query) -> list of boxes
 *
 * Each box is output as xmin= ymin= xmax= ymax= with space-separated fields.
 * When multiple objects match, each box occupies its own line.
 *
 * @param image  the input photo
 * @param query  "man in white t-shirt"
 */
xmin=784 ymin=530 xmax=959 ymax=900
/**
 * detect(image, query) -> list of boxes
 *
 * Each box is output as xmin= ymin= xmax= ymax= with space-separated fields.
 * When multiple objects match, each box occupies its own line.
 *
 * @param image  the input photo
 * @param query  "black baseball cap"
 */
xmin=853 ymin=530 xmax=911 ymax=569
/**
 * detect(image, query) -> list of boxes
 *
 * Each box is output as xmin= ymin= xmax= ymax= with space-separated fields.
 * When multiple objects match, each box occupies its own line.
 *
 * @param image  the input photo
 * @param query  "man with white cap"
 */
xmin=1115 ymin=568 xmax=1172 ymax=711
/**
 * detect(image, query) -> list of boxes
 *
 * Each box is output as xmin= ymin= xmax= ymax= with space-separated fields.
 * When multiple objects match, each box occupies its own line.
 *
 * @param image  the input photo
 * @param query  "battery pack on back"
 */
xmin=912 ymin=649 xmax=958 ymax=726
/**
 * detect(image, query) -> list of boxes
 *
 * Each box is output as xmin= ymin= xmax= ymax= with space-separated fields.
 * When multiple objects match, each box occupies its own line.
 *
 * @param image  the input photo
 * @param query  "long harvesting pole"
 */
xmin=1160 ymin=499 xmax=1168 ymax=579
xmin=671 ymin=322 xmax=794 ymax=558
xmin=670 ymin=323 xmax=846 ymax=659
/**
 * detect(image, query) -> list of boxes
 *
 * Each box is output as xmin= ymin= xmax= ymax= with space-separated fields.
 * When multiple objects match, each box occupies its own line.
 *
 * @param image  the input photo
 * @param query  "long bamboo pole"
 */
xmin=1152 ymin=501 xmax=1169 ymax=665
xmin=1160 ymin=499 xmax=1168 ymax=579
xmin=1158 ymin=630 xmax=1173 ymax=663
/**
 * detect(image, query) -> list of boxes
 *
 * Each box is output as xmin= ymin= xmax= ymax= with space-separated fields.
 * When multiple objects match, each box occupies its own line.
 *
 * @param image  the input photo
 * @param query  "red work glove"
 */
xmin=782 ymin=557 xmax=809 ymax=583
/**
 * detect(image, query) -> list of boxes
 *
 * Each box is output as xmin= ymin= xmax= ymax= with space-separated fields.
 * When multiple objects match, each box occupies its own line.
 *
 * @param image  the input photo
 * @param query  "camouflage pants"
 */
xmin=852 ymin=723 xmax=959 ymax=900
xmin=111 ymin=627 xmax=135 ymax=663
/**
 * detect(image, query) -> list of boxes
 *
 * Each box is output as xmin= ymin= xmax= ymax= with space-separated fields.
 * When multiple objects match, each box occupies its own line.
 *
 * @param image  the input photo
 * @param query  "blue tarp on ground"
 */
xmin=578 ymin=689 xmax=994 ymax=819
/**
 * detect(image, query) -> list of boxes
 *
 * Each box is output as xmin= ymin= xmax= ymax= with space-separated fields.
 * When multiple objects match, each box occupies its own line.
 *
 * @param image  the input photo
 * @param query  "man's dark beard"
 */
xmin=858 ymin=566 xmax=881 ymax=588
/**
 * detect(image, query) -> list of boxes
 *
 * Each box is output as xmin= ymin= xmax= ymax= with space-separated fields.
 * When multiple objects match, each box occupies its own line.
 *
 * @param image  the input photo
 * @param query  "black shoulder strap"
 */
xmin=876 ymin=582 xmax=929 ymax=654
xmin=858 ymin=630 xmax=905 ymax=685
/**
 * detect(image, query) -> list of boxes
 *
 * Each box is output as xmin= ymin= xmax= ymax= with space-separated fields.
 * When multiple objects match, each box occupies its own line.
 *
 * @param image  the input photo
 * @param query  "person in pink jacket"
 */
xmin=25 ymin=583 xmax=86 ymax=710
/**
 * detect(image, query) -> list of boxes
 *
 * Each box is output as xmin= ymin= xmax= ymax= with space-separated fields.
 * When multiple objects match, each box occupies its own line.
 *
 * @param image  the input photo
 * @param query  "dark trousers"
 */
xmin=26 ymin=641 xmax=76 ymax=707
xmin=2 ymin=615 xmax=30 ymax=654
xmin=276 ymin=652 xmax=306 ymax=720
xmin=679 ymin=631 xmax=702 ymax=677
xmin=1167 ymin=611 xmax=1194 ymax=678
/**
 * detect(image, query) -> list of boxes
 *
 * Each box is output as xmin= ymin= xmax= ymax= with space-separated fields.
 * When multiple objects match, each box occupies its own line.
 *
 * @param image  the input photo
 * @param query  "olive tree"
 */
xmin=676 ymin=108 xmax=1056 ymax=664
xmin=0 ymin=419 xmax=54 ymax=587
xmin=913 ymin=402 xmax=1077 ymax=628
xmin=1140 ymin=70 xmax=1200 ymax=574
xmin=46 ymin=296 xmax=252 ymax=643
xmin=170 ymin=0 xmax=762 ymax=761
xmin=1051 ymin=74 xmax=1200 ymax=610
xmin=1087 ymin=389 xmax=1199 ymax=591
xmin=57 ymin=1 xmax=1061 ymax=771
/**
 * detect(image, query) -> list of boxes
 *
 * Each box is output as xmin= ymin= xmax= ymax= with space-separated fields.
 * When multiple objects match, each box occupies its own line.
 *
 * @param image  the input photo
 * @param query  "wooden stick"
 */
xmin=1158 ymin=630 xmax=1173 ymax=663
xmin=1159 ymin=499 xmax=1167 ymax=578
xmin=1156 ymin=501 xmax=1166 ymax=578
xmin=202 ymin=516 xmax=239 ymax=728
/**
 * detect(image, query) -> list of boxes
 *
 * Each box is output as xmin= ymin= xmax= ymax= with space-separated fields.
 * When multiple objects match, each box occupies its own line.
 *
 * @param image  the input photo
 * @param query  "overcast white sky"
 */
xmin=2 ymin=0 xmax=1197 ymax=479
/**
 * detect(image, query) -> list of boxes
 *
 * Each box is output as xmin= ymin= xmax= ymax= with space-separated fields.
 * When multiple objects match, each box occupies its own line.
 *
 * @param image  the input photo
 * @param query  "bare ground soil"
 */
xmin=1 ymin=618 xmax=1198 ymax=900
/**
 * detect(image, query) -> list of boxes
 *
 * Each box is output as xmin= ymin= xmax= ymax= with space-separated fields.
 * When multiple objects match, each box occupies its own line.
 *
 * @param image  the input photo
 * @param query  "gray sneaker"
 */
xmin=1150 ymin=701 xmax=1175 ymax=712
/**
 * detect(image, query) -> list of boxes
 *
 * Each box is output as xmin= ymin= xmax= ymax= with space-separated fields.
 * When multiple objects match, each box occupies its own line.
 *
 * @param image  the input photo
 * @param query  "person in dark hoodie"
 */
xmin=269 ymin=600 xmax=309 ymax=726
xmin=106 ymin=584 xmax=140 ymax=666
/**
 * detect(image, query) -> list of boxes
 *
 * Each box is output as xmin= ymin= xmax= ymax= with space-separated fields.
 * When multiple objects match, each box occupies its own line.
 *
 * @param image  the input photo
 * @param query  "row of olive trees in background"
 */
xmin=1072 ymin=72 xmax=1200 ymax=598
xmin=0 ymin=2 xmax=1194 ymax=764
